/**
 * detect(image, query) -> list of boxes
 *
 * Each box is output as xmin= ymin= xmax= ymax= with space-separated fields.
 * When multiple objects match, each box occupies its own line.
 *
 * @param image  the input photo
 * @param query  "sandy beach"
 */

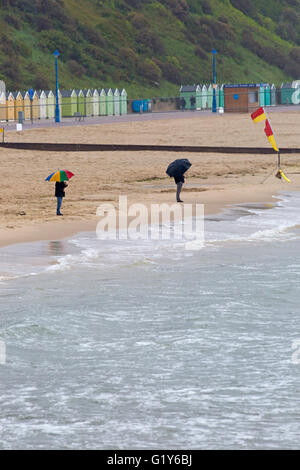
xmin=1 ymin=110 xmax=300 ymax=247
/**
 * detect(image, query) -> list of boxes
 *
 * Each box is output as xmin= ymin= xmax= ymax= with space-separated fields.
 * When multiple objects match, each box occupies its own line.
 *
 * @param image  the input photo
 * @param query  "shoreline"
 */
xmin=0 ymin=184 xmax=288 ymax=249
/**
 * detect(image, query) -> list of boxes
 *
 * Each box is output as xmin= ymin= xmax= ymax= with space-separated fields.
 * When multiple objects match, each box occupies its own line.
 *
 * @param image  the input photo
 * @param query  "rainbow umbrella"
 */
xmin=45 ymin=169 xmax=74 ymax=182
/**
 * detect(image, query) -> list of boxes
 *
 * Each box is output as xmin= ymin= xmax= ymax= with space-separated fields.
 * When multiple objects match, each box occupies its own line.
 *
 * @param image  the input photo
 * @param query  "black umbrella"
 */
xmin=166 ymin=158 xmax=192 ymax=178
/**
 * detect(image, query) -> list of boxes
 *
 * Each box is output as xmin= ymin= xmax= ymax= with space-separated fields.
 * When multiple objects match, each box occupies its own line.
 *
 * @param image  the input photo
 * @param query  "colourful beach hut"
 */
xmin=6 ymin=92 xmax=15 ymax=121
xmin=0 ymin=91 xmax=6 ymax=121
xmin=83 ymin=89 xmax=93 ymax=117
xmin=207 ymin=84 xmax=213 ymax=109
xmin=179 ymin=85 xmax=201 ymax=110
xmin=31 ymin=90 xmax=40 ymax=120
xmin=106 ymin=88 xmax=114 ymax=116
xmin=21 ymin=91 xmax=31 ymax=120
xmin=45 ymin=90 xmax=55 ymax=119
xmin=112 ymin=88 xmax=120 ymax=116
xmin=61 ymin=89 xmax=78 ymax=117
xmin=14 ymin=91 xmax=24 ymax=121
xmin=219 ymin=84 xmax=224 ymax=109
xmin=201 ymin=85 xmax=208 ymax=109
xmin=91 ymin=89 xmax=99 ymax=116
xmin=98 ymin=88 xmax=107 ymax=116
xmin=259 ymin=84 xmax=265 ymax=106
xmin=264 ymin=84 xmax=271 ymax=107
xmin=270 ymin=84 xmax=276 ymax=106
xmin=76 ymin=89 xmax=85 ymax=116
xmin=120 ymin=89 xmax=127 ymax=115
xmin=38 ymin=90 xmax=47 ymax=119
xmin=196 ymin=86 xmax=202 ymax=110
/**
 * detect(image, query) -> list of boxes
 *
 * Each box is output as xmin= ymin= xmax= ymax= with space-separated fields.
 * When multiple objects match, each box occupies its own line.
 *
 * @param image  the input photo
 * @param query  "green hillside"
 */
xmin=1 ymin=0 xmax=300 ymax=97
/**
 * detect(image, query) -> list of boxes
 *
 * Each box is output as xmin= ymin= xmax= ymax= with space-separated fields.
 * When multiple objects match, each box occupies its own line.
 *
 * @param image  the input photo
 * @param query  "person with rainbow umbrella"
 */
xmin=45 ymin=169 xmax=74 ymax=216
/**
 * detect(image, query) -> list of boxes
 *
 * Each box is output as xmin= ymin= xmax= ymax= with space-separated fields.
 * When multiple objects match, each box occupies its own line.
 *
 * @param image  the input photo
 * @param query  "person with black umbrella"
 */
xmin=166 ymin=158 xmax=192 ymax=203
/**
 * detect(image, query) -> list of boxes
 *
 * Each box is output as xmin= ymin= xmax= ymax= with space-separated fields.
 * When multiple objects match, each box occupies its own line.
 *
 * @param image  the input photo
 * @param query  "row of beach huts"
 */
xmin=179 ymin=82 xmax=300 ymax=110
xmin=0 ymin=88 xmax=128 ymax=121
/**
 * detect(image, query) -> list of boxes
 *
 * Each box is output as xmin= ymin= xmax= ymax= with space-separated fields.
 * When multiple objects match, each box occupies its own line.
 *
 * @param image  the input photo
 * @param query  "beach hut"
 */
xmin=45 ymin=90 xmax=55 ymax=119
xmin=215 ymin=84 xmax=220 ymax=109
xmin=291 ymin=80 xmax=300 ymax=105
xmin=6 ymin=92 xmax=15 ymax=121
xmin=14 ymin=91 xmax=24 ymax=121
xmin=201 ymin=85 xmax=208 ymax=109
xmin=179 ymin=85 xmax=201 ymax=110
xmin=61 ymin=89 xmax=78 ymax=117
xmin=207 ymin=84 xmax=213 ymax=109
xmin=120 ymin=89 xmax=127 ymax=115
xmin=270 ymin=84 xmax=276 ymax=106
xmin=76 ymin=89 xmax=85 ymax=116
xmin=219 ymin=84 xmax=224 ymax=109
xmin=38 ymin=90 xmax=47 ymax=119
xmin=0 ymin=91 xmax=6 ymax=121
xmin=106 ymin=88 xmax=114 ymax=116
xmin=98 ymin=88 xmax=107 ymax=116
xmin=91 ymin=89 xmax=99 ymax=116
xmin=83 ymin=89 xmax=93 ymax=117
xmin=21 ymin=91 xmax=31 ymax=120
xmin=112 ymin=88 xmax=120 ymax=115
xmin=196 ymin=86 xmax=202 ymax=110
xmin=31 ymin=90 xmax=40 ymax=120
xmin=259 ymin=84 xmax=265 ymax=106
xmin=264 ymin=84 xmax=271 ymax=107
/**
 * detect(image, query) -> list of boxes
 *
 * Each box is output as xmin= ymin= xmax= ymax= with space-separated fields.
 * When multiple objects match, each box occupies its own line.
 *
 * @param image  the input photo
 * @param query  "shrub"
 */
xmin=153 ymin=58 xmax=182 ymax=83
xmin=160 ymin=0 xmax=189 ymax=22
xmin=128 ymin=12 xmax=150 ymax=29
xmin=201 ymin=0 xmax=212 ymax=14
xmin=194 ymin=46 xmax=207 ymax=59
xmin=4 ymin=14 xmax=20 ymax=29
xmin=230 ymin=0 xmax=257 ymax=18
xmin=67 ymin=59 xmax=86 ymax=77
xmin=136 ymin=29 xmax=165 ymax=54
xmin=137 ymin=59 xmax=162 ymax=83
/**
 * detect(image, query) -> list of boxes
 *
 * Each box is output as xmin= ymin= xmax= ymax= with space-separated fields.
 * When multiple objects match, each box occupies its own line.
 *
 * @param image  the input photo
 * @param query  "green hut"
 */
xmin=196 ymin=86 xmax=202 ymax=110
xmin=91 ymin=89 xmax=99 ymax=116
xmin=98 ymin=88 xmax=107 ymax=116
xmin=264 ymin=84 xmax=271 ymax=106
xmin=106 ymin=88 xmax=114 ymax=116
xmin=120 ymin=89 xmax=127 ymax=115
xmin=219 ymin=84 xmax=224 ymax=109
xmin=61 ymin=89 xmax=77 ymax=117
xmin=270 ymin=84 xmax=276 ymax=106
xmin=201 ymin=85 xmax=208 ymax=109
xmin=259 ymin=84 xmax=265 ymax=106
xmin=207 ymin=84 xmax=213 ymax=109
xmin=179 ymin=85 xmax=201 ymax=110
xmin=83 ymin=89 xmax=93 ymax=116
xmin=76 ymin=89 xmax=85 ymax=115
xmin=112 ymin=88 xmax=120 ymax=115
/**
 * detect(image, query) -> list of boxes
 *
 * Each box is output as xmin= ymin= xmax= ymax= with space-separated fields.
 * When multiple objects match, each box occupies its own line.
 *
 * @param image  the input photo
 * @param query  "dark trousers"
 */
xmin=176 ymin=182 xmax=183 ymax=202
xmin=57 ymin=197 xmax=63 ymax=215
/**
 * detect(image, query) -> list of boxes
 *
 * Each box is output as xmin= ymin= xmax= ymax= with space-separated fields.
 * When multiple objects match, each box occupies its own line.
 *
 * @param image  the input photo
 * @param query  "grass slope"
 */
xmin=0 ymin=0 xmax=300 ymax=97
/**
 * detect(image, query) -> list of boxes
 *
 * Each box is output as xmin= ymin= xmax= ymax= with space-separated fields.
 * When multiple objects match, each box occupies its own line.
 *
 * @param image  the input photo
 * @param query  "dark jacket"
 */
xmin=55 ymin=181 xmax=67 ymax=198
xmin=174 ymin=175 xmax=185 ymax=184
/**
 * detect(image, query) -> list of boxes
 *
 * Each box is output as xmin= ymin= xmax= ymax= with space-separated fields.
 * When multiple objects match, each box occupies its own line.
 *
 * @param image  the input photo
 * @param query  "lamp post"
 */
xmin=53 ymin=49 xmax=60 ymax=123
xmin=212 ymin=48 xmax=217 ymax=113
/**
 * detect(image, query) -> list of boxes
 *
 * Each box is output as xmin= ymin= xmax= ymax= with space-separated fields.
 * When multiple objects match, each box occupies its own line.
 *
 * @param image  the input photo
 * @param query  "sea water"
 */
xmin=0 ymin=191 xmax=300 ymax=449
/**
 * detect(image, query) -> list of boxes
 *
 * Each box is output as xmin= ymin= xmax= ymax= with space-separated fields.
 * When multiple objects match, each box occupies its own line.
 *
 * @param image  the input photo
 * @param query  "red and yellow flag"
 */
xmin=251 ymin=107 xmax=267 ymax=123
xmin=264 ymin=119 xmax=278 ymax=152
